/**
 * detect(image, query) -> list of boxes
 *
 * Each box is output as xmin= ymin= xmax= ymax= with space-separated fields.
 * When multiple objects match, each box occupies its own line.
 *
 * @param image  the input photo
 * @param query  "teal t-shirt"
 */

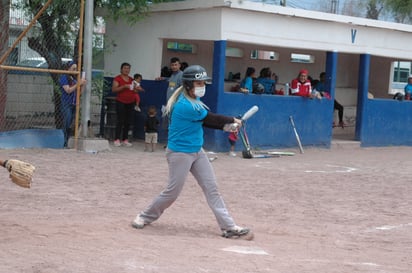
xmin=404 ymin=83 xmax=412 ymax=95
xmin=167 ymin=94 xmax=208 ymax=153
xmin=240 ymin=77 xmax=253 ymax=93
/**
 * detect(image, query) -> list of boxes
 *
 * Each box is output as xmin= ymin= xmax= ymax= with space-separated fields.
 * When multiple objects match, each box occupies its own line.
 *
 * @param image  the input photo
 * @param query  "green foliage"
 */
xmin=10 ymin=0 xmax=177 ymax=127
xmin=344 ymin=0 xmax=412 ymax=23
xmin=383 ymin=0 xmax=412 ymax=23
xmin=365 ymin=0 xmax=384 ymax=19
xmin=96 ymin=0 xmax=182 ymax=24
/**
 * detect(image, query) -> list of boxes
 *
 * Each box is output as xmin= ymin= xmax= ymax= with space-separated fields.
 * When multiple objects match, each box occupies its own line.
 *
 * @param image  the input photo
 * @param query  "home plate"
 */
xmin=222 ymin=246 xmax=269 ymax=255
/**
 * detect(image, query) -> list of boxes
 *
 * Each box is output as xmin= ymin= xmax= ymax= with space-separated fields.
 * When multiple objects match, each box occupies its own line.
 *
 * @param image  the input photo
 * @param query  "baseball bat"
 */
xmin=223 ymin=105 xmax=259 ymax=132
xmin=241 ymin=105 xmax=259 ymax=121
xmin=289 ymin=116 xmax=304 ymax=154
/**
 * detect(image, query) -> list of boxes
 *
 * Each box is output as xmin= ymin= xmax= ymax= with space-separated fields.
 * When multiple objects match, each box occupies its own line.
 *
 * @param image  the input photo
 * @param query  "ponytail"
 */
xmin=163 ymin=83 xmax=209 ymax=118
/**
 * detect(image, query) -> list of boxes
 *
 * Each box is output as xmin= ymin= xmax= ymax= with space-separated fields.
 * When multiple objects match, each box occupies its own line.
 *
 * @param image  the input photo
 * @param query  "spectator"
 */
xmin=290 ymin=69 xmax=321 ymax=99
xmin=256 ymin=67 xmax=276 ymax=94
xmin=157 ymin=57 xmax=184 ymax=147
xmin=132 ymin=73 xmax=144 ymax=112
xmin=111 ymin=62 xmax=139 ymax=147
xmin=59 ymin=61 xmax=86 ymax=147
xmin=156 ymin=57 xmax=183 ymax=101
xmin=404 ymin=75 xmax=412 ymax=100
xmin=314 ymin=72 xmax=346 ymax=128
xmin=309 ymin=75 xmax=323 ymax=99
xmin=144 ymin=105 xmax=160 ymax=152
xmin=180 ymin=61 xmax=189 ymax=71
xmin=228 ymin=131 xmax=238 ymax=157
xmin=239 ymin=67 xmax=256 ymax=93
xmin=160 ymin=66 xmax=171 ymax=78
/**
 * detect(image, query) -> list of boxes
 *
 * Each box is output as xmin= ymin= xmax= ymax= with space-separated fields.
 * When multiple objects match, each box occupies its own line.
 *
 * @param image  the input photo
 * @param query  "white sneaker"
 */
xmin=209 ymin=156 xmax=218 ymax=162
xmin=131 ymin=216 xmax=146 ymax=229
xmin=222 ymin=225 xmax=250 ymax=238
xmin=134 ymin=105 xmax=141 ymax=112
xmin=229 ymin=225 xmax=246 ymax=232
xmin=229 ymin=152 xmax=236 ymax=157
xmin=113 ymin=139 xmax=121 ymax=147
xmin=123 ymin=140 xmax=132 ymax=147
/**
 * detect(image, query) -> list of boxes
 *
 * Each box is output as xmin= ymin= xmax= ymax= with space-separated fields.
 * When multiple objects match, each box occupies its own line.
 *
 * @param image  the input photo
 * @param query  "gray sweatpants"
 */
xmin=139 ymin=148 xmax=237 ymax=230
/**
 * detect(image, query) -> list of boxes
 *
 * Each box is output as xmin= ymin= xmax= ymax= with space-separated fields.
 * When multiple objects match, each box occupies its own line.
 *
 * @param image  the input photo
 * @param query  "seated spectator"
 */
xmin=314 ymin=72 xmax=346 ymax=128
xmin=239 ymin=67 xmax=256 ymax=93
xmin=393 ymin=92 xmax=404 ymax=101
xmin=289 ymin=70 xmax=321 ymax=99
xmin=404 ymin=75 xmax=412 ymax=100
xmin=290 ymin=69 xmax=315 ymax=98
xmin=256 ymin=67 xmax=277 ymax=94
xmin=271 ymin=75 xmax=284 ymax=95
xmin=308 ymin=76 xmax=324 ymax=99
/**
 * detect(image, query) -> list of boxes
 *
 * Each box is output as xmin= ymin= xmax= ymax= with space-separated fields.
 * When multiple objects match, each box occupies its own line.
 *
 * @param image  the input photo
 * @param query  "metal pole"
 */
xmin=81 ymin=0 xmax=94 ymax=138
xmin=331 ymin=0 xmax=339 ymax=14
xmin=74 ymin=0 xmax=85 ymax=149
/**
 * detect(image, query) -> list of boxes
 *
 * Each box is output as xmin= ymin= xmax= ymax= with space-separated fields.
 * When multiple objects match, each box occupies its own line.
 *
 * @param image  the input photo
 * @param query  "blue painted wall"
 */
xmin=100 ymin=77 xmax=168 ymax=142
xmin=203 ymin=92 xmax=334 ymax=152
xmin=101 ymin=75 xmax=412 ymax=151
xmin=100 ymin=77 xmax=337 ymax=152
xmin=360 ymin=99 xmax=412 ymax=146
xmin=100 ymin=49 xmax=412 ymax=152
xmin=0 ymin=129 xmax=64 ymax=149
xmin=202 ymin=40 xmax=335 ymax=152
xmin=99 ymin=41 xmax=336 ymax=152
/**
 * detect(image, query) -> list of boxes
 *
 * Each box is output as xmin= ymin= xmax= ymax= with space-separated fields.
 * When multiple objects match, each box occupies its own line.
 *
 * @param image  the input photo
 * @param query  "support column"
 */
xmin=325 ymin=51 xmax=338 ymax=98
xmin=355 ymin=53 xmax=370 ymax=140
xmin=211 ymin=40 xmax=227 ymax=111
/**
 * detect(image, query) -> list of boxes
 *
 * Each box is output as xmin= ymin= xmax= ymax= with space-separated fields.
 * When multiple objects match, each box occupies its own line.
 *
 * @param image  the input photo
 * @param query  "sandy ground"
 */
xmin=1 ymin=141 xmax=412 ymax=273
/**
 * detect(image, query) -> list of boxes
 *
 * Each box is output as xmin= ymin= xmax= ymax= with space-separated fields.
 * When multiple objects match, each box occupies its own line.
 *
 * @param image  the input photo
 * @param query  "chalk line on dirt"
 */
xmin=367 ymin=223 xmax=412 ymax=232
xmin=221 ymin=246 xmax=269 ymax=255
xmin=305 ymin=164 xmax=358 ymax=173
xmin=299 ymin=258 xmax=380 ymax=268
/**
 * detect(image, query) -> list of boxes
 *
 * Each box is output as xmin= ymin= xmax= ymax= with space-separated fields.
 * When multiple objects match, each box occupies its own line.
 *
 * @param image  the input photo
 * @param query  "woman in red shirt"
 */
xmin=111 ymin=62 xmax=143 ymax=147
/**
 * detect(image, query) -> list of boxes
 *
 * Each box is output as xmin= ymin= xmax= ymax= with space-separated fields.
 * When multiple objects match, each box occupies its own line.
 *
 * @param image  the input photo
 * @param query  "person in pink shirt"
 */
xmin=228 ymin=131 xmax=238 ymax=157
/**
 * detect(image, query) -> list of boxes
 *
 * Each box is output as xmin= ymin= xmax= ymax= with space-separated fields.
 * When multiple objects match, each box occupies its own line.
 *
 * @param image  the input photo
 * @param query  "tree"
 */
xmin=365 ymin=0 xmax=384 ymax=19
xmin=0 ymin=0 xmax=10 ymax=128
xmin=383 ymin=0 xmax=412 ymax=23
xmin=284 ymin=0 xmax=412 ymax=24
xmin=341 ymin=0 xmax=364 ymax=17
xmin=6 ymin=0 xmax=175 ymax=129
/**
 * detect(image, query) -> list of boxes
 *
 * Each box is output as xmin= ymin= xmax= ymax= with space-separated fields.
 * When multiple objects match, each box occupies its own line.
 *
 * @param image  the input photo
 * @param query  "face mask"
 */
xmin=194 ymin=86 xmax=206 ymax=97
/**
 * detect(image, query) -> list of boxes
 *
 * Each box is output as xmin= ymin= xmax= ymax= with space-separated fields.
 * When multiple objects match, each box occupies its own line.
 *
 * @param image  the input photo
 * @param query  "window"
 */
xmin=250 ymin=50 xmax=279 ymax=61
xmin=291 ymin=53 xmax=315 ymax=64
xmin=225 ymin=47 xmax=243 ymax=58
xmin=167 ymin=42 xmax=197 ymax=53
xmin=393 ymin=61 xmax=411 ymax=83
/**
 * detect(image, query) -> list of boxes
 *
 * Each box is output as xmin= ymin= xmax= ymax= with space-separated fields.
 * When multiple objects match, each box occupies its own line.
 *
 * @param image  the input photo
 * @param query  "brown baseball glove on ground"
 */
xmin=1 ymin=159 xmax=35 ymax=188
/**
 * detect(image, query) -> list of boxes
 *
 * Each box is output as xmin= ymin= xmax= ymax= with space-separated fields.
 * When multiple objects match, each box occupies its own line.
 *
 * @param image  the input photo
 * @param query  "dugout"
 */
xmin=102 ymin=0 xmax=412 ymax=151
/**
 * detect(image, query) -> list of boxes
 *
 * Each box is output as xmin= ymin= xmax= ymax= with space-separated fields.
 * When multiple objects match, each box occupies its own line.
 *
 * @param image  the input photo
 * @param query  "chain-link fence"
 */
xmin=0 ymin=0 xmax=104 ymax=137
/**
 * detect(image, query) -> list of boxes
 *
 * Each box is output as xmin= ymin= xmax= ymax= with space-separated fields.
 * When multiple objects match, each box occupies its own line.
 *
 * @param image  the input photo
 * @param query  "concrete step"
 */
xmin=331 ymin=134 xmax=360 ymax=149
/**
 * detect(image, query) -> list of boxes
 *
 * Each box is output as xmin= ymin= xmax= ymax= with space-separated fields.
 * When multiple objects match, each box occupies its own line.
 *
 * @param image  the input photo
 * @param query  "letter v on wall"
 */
xmin=351 ymin=29 xmax=357 ymax=43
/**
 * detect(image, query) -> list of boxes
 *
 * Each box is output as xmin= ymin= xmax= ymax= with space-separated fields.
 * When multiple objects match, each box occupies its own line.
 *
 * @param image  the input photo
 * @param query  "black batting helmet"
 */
xmin=182 ymin=65 xmax=212 ymax=81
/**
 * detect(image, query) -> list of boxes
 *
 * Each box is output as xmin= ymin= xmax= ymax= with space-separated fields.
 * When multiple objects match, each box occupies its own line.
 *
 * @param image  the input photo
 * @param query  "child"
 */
xmin=228 ymin=131 xmax=238 ymax=157
xmin=133 ymin=73 xmax=144 ymax=112
xmin=144 ymin=105 xmax=160 ymax=152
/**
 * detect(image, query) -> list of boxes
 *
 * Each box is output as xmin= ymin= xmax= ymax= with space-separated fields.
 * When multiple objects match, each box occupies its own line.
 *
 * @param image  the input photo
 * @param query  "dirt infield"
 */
xmin=1 ymin=142 xmax=411 ymax=273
